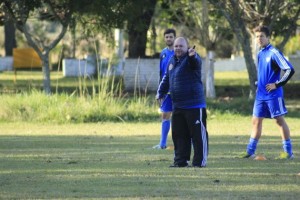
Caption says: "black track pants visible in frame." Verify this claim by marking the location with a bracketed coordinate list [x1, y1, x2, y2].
[171, 108, 208, 167]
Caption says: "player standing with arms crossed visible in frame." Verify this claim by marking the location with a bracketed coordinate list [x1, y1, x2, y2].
[241, 25, 295, 159]
[153, 28, 176, 149]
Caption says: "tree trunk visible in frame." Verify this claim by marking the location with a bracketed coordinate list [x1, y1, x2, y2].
[217, 1, 257, 98]
[2, 1, 71, 95]
[128, 27, 148, 58]
[205, 50, 216, 98]
[41, 53, 51, 94]
[4, 20, 17, 56]
[18, 23, 68, 95]
[127, 0, 157, 58]
[71, 18, 76, 58]
[237, 32, 257, 99]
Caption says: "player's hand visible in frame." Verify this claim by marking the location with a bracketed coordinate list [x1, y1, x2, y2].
[157, 98, 163, 105]
[266, 83, 276, 92]
[188, 45, 196, 57]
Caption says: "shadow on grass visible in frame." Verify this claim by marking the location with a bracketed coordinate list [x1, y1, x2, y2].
[0, 134, 299, 199]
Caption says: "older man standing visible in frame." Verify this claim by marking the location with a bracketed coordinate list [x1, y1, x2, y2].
[156, 37, 208, 168]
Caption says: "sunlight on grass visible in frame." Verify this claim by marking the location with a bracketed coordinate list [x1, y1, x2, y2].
[0, 122, 161, 136]
[0, 69, 299, 199]
[0, 122, 299, 199]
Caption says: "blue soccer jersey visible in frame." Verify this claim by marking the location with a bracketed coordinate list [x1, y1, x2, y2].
[256, 44, 294, 100]
[160, 47, 174, 81]
[159, 47, 174, 113]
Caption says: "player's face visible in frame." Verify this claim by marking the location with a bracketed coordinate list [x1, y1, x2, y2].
[164, 33, 175, 47]
[174, 38, 188, 58]
[256, 32, 269, 48]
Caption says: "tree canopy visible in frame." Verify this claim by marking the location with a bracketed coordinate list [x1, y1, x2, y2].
[208, 0, 300, 97]
[1, 0, 299, 95]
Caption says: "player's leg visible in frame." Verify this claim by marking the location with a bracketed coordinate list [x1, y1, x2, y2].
[275, 116, 290, 140]
[171, 109, 189, 167]
[242, 100, 266, 158]
[160, 111, 171, 148]
[275, 116, 293, 158]
[245, 116, 263, 156]
[153, 95, 172, 149]
[187, 108, 208, 167]
[269, 98, 293, 158]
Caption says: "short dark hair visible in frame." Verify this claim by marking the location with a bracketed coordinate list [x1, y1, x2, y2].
[164, 28, 176, 37]
[254, 25, 270, 37]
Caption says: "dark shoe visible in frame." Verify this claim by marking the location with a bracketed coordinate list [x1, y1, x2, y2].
[169, 163, 188, 168]
[191, 165, 206, 168]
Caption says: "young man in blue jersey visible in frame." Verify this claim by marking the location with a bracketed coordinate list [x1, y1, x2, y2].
[157, 37, 208, 167]
[153, 28, 176, 149]
[242, 25, 295, 159]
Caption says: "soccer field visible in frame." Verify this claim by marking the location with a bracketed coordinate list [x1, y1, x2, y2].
[0, 120, 299, 199]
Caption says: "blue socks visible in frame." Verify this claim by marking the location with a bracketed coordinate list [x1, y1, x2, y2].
[160, 119, 170, 147]
[246, 138, 258, 155]
[282, 138, 293, 156]
[247, 138, 293, 156]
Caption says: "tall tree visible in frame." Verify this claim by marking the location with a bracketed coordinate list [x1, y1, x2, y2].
[2, 0, 73, 94]
[126, 0, 157, 58]
[208, 0, 300, 98]
[74, 0, 158, 58]
[157, 0, 232, 98]
[0, 4, 17, 56]
[4, 20, 17, 56]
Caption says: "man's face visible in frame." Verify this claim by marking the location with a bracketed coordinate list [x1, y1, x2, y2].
[174, 38, 188, 58]
[164, 33, 175, 47]
[255, 32, 269, 48]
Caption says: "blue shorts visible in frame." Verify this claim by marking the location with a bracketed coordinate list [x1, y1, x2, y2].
[160, 94, 172, 113]
[253, 97, 287, 118]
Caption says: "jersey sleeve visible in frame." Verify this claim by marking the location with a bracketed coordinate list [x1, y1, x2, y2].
[156, 65, 170, 99]
[271, 50, 295, 87]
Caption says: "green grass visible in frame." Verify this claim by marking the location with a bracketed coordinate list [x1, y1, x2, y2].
[0, 70, 123, 95]
[1, 70, 300, 123]
[0, 70, 299, 199]
[0, 121, 299, 199]
[214, 70, 300, 99]
[1, 70, 300, 98]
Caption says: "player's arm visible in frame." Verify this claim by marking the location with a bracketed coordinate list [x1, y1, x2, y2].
[272, 52, 295, 88]
[159, 52, 164, 82]
[188, 46, 202, 70]
[156, 71, 170, 102]
[266, 68, 294, 92]
[266, 54, 295, 92]
[275, 68, 295, 88]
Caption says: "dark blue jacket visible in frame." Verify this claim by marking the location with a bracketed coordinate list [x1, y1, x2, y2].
[156, 53, 206, 109]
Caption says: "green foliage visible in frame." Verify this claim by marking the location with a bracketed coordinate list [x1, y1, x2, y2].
[207, 97, 254, 117]
[0, 90, 159, 123]
[274, 35, 300, 55]
[0, 70, 299, 123]
[155, 0, 235, 55]
[1, 91, 299, 123]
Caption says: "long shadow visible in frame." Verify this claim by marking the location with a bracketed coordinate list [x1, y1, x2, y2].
[0, 134, 299, 199]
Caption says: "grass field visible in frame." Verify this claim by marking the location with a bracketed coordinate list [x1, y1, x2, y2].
[0, 70, 299, 199]
[0, 119, 299, 199]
